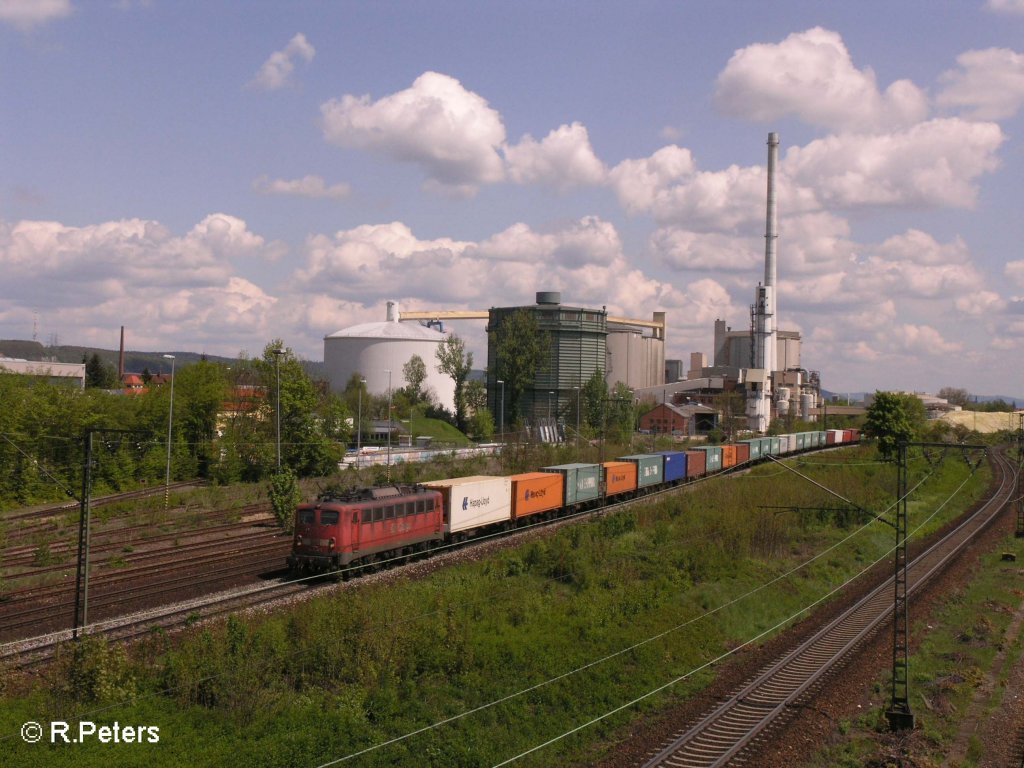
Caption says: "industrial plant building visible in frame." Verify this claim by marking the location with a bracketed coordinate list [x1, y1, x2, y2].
[323, 302, 456, 411]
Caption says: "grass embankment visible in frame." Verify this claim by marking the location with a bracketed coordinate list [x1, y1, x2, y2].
[811, 514, 1024, 767]
[0, 446, 990, 767]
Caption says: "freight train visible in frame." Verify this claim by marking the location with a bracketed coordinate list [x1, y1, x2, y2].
[287, 428, 861, 575]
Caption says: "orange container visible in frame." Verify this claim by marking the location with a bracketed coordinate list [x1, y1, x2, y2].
[735, 443, 750, 464]
[510, 472, 565, 519]
[603, 461, 638, 496]
[721, 445, 737, 468]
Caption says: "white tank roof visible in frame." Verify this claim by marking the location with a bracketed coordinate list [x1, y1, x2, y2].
[325, 321, 444, 341]
[325, 301, 446, 342]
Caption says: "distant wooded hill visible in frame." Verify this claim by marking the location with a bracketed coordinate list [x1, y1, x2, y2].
[0, 339, 326, 380]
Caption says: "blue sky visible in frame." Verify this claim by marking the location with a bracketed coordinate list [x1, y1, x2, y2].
[3, 0, 1024, 396]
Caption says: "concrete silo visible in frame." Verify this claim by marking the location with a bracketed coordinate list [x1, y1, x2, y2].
[324, 302, 455, 411]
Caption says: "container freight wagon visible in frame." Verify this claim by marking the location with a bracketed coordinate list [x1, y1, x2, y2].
[684, 450, 706, 479]
[768, 437, 781, 456]
[603, 461, 638, 496]
[423, 475, 513, 538]
[735, 442, 750, 464]
[826, 429, 841, 445]
[619, 454, 663, 488]
[658, 451, 688, 484]
[693, 446, 723, 472]
[740, 439, 762, 461]
[542, 463, 601, 507]
[721, 445, 737, 469]
[510, 472, 565, 521]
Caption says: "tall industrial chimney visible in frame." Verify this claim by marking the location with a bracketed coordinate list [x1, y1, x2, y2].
[747, 132, 779, 433]
[118, 326, 126, 382]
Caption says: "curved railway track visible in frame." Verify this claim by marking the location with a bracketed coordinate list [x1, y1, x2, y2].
[639, 448, 1016, 768]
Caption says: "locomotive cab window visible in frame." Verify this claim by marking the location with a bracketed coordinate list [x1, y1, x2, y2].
[298, 510, 315, 525]
[384, 505, 395, 520]
[320, 510, 339, 525]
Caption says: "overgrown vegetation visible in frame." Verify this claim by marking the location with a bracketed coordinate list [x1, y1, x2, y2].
[0, 444, 992, 767]
[813, 528, 1024, 767]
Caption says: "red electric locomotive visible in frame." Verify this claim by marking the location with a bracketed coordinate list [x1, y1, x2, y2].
[287, 484, 444, 574]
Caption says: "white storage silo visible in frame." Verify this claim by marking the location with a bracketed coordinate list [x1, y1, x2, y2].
[324, 302, 456, 411]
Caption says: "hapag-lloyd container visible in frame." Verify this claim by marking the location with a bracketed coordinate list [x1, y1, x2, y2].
[542, 463, 601, 506]
[422, 475, 512, 535]
[510, 472, 565, 520]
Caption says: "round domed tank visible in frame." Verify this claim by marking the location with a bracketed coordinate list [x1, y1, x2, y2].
[324, 302, 456, 411]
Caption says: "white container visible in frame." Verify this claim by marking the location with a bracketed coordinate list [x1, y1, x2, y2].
[422, 475, 513, 535]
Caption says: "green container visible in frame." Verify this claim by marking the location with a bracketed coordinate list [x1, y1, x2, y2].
[618, 454, 664, 487]
[740, 439, 762, 460]
[542, 463, 601, 505]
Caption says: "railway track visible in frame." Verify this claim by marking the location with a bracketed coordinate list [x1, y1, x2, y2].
[639, 448, 1015, 768]
[0, 480, 205, 523]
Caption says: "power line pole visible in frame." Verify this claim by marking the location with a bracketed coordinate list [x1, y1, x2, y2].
[1016, 413, 1024, 538]
[73, 428, 145, 640]
[886, 439, 914, 730]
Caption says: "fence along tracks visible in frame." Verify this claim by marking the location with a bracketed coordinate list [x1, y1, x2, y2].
[640, 448, 1016, 768]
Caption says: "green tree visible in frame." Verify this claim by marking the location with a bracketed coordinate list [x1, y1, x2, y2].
[581, 369, 607, 433]
[402, 354, 428, 405]
[259, 341, 346, 477]
[173, 361, 229, 478]
[269, 466, 300, 533]
[468, 406, 495, 440]
[864, 391, 924, 459]
[436, 334, 473, 431]
[938, 387, 970, 407]
[84, 353, 117, 389]
[489, 309, 550, 423]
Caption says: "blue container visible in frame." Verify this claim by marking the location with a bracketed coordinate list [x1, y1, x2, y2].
[658, 451, 688, 483]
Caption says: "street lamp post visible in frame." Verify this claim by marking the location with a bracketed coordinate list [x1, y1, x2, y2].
[162, 354, 175, 509]
[356, 377, 366, 460]
[497, 379, 505, 443]
[273, 347, 285, 471]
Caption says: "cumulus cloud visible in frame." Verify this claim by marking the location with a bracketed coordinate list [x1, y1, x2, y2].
[253, 174, 351, 199]
[320, 72, 507, 190]
[609, 145, 696, 215]
[987, 0, 1024, 14]
[1006, 260, 1024, 288]
[504, 122, 606, 189]
[250, 33, 316, 90]
[937, 48, 1024, 120]
[715, 27, 928, 132]
[0, 215, 281, 354]
[783, 119, 1004, 209]
[650, 228, 761, 274]
[293, 216, 704, 337]
[0, 0, 72, 30]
